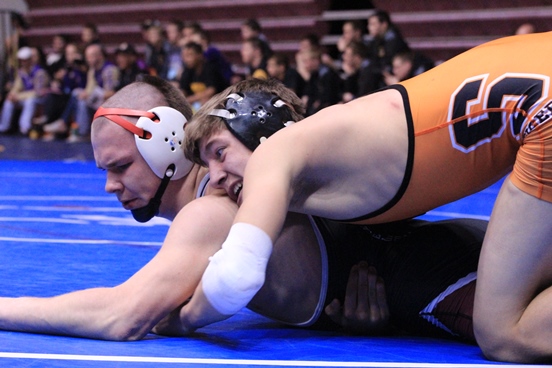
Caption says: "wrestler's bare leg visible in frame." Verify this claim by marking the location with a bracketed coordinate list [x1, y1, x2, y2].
[474, 178, 552, 363]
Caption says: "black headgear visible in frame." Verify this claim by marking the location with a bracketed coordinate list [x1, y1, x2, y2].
[209, 91, 295, 151]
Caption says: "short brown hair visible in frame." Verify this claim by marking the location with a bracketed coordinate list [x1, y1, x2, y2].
[184, 78, 305, 165]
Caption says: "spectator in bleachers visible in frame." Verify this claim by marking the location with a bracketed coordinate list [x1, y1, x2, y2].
[164, 19, 185, 83]
[297, 47, 342, 116]
[80, 23, 100, 52]
[0, 47, 49, 136]
[68, 43, 119, 142]
[296, 34, 328, 83]
[357, 58, 384, 97]
[190, 28, 234, 84]
[4, 13, 30, 82]
[240, 37, 270, 80]
[45, 34, 68, 77]
[36, 43, 86, 140]
[181, 21, 203, 47]
[179, 42, 228, 111]
[240, 18, 272, 60]
[298, 33, 321, 53]
[31, 46, 48, 72]
[140, 19, 160, 43]
[338, 20, 365, 55]
[143, 24, 168, 78]
[326, 19, 365, 71]
[366, 9, 409, 73]
[339, 40, 370, 103]
[114, 43, 148, 91]
[382, 49, 434, 86]
[266, 52, 304, 96]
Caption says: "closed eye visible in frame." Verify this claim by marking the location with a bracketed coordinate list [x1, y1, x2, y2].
[116, 163, 131, 172]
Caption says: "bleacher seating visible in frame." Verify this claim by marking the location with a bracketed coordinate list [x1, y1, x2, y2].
[322, 0, 552, 62]
[19, 0, 552, 67]
[23, 0, 330, 65]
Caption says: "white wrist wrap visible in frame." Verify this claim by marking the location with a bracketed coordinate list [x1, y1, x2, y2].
[202, 222, 273, 315]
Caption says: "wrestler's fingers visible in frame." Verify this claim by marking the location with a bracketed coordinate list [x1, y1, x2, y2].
[366, 266, 383, 323]
[324, 298, 344, 325]
[342, 263, 360, 318]
[324, 299, 348, 329]
[354, 262, 371, 315]
[376, 277, 390, 322]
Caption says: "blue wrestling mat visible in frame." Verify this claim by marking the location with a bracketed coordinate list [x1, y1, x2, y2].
[0, 136, 541, 367]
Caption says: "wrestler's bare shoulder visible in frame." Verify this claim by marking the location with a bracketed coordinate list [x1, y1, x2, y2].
[178, 194, 237, 223]
[248, 88, 409, 220]
[168, 194, 238, 247]
[271, 88, 406, 160]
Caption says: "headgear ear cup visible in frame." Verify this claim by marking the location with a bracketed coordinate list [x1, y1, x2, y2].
[135, 106, 193, 179]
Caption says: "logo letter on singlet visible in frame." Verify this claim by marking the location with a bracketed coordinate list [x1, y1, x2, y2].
[449, 73, 549, 152]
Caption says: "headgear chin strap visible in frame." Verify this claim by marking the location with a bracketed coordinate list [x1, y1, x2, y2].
[94, 106, 193, 222]
[209, 91, 295, 151]
[130, 163, 175, 222]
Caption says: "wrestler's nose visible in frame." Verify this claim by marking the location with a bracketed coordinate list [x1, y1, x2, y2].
[105, 171, 123, 194]
[209, 162, 226, 189]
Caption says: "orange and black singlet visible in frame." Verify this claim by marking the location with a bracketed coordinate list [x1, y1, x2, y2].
[350, 31, 552, 225]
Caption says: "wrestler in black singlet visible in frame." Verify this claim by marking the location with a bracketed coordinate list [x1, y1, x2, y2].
[306, 218, 485, 342]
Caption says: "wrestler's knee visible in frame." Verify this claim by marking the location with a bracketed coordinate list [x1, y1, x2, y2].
[474, 325, 515, 362]
[474, 317, 545, 363]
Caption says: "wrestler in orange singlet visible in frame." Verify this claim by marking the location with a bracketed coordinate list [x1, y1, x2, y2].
[185, 32, 552, 363]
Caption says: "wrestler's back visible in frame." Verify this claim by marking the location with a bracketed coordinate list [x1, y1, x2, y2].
[241, 33, 552, 231]
[358, 32, 552, 224]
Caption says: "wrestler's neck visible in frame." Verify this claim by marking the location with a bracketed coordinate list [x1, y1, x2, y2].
[157, 165, 211, 221]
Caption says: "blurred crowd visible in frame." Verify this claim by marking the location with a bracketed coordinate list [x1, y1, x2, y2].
[0, 9, 537, 143]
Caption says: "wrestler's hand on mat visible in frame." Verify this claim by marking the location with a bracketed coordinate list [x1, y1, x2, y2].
[151, 300, 196, 337]
[325, 261, 390, 335]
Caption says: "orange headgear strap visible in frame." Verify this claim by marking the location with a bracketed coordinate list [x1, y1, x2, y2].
[94, 107, 155, 139]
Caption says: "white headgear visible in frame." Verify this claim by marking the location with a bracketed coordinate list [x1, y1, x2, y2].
[135, 106, 192, 180]
[94, 106, 193, 180]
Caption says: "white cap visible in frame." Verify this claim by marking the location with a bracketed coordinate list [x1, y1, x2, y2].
[17, 47, 32, 60]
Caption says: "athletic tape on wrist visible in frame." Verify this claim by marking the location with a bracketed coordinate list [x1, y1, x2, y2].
[202, 222, 273, 315]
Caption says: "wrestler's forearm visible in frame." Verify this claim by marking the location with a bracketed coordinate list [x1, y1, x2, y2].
[153, 281, 230, 336]
[236, 160, 291, 242]
[0, 288, 152, 340]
